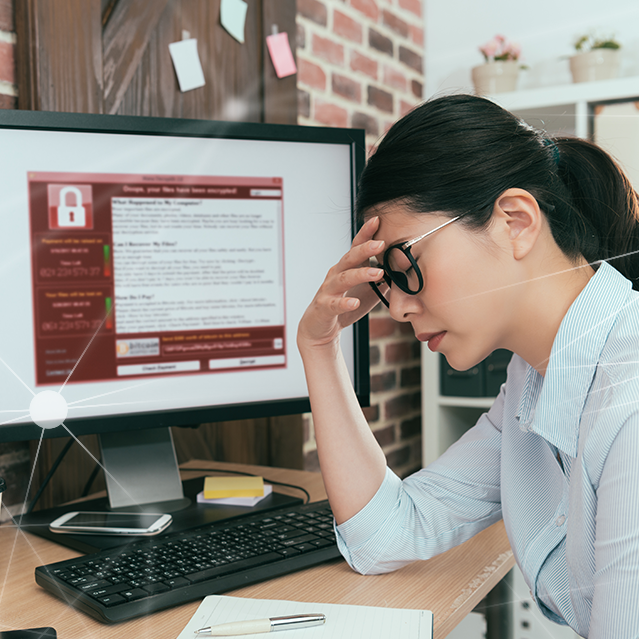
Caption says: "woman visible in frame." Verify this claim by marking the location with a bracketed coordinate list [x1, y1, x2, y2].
[297, 94, 639, 637]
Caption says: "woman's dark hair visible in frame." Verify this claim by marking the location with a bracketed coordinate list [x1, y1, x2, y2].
[356, 94, 639, 289]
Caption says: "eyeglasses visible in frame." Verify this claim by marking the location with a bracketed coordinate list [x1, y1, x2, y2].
[368, 215, 462, 308]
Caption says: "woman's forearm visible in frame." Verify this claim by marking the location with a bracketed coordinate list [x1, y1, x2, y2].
[296, 216, 388, 524]
[300, 341, 387, 525]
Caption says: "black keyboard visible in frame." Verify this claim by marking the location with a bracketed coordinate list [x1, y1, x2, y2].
[35, 500, 340, 623]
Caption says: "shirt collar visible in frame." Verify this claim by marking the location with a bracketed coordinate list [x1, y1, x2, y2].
[518, 262, 632, 457]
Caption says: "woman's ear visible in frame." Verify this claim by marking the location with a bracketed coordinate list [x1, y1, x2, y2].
[492, 188, 543, 260]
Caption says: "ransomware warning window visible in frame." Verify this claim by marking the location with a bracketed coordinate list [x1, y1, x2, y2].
[28, 173, 286, 385]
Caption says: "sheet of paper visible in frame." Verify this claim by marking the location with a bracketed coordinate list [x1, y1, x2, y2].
[168, 39, 206, 92]
[178, 595, 433, 639]
[266, 32, 298, 78]
[221, 0, 248, 43]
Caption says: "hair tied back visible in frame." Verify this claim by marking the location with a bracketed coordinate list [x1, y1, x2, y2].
[543, 137, 560, 166]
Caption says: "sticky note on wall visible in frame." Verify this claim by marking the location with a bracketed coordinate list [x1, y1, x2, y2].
[221, 0, 248, 43]
[203, 476, 264, 499]
[168, 39, 206, 92]
[266, 32, 297, 79]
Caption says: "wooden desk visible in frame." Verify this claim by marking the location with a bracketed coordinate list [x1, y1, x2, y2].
[0, 461, 514, 639]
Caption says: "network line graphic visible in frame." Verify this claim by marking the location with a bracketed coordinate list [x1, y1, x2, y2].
[0, 305, 165, 636]
[0, 308, 155, 513]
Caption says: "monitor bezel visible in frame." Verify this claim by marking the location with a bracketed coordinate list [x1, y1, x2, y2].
[0, 110, 369, 442]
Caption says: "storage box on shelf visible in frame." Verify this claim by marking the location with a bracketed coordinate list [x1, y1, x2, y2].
[440, 349, 511, 398]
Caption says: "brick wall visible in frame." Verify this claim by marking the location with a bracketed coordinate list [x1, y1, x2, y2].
[297, 0, 425, 479]
[0, 0, 15, 109]
[297, 0, 424, 151]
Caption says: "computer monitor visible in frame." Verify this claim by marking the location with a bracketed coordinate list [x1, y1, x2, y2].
[0, 110, 368, 513]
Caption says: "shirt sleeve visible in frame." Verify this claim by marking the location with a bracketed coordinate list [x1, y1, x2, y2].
[335, 389, 506, 575]
[589, 414, 639, 637]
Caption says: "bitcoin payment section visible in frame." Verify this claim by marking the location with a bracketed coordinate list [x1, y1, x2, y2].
[28, 173, 287, 386]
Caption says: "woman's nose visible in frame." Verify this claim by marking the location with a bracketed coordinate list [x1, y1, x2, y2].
[387, 286, 420, 322]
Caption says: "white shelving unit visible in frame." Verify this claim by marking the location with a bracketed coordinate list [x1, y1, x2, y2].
[420, 76, 639, 638]
[493, 76, 639, 137]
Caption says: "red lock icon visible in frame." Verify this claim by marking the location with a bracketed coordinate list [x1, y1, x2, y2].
[47, 184, 93, 230]
[57, 186, 86, 226]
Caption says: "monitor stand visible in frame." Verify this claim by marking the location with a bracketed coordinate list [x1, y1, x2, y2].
[99, 427, 191, 512]
[20, 426, 303, 554]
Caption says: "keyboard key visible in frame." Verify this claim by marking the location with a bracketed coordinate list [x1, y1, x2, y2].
[87, 583, 130, 599]
[164, 576, 190, 589]
[97, 594, 126, 607]
[56, 571, 75, 581]
[78, 579, 111, 592]
[68, 574, 98, 586]
[187, 552, 283, 583]
[310, 538, 334, 548]
[276, 547, 301, 558]
[281, 534, 319, 547]
[292, 543, 316, 553]
[121, 588, 147, 601]
[275, 529, 307, 540]
[143, 583, 170, 595]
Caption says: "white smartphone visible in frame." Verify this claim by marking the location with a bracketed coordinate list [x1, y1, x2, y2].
[49, 511, 172, 536]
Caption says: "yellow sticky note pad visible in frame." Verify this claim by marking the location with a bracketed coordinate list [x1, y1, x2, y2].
[204, 476, 264, 499]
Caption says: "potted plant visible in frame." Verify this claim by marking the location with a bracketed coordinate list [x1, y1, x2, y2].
[570, 33, 621, 83]
[472, 35, 522, 95]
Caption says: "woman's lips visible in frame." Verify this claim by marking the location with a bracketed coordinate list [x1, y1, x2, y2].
[417, 331, 446, 351]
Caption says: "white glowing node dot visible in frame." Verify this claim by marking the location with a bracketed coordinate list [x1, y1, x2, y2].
[29, 390, 68, 430]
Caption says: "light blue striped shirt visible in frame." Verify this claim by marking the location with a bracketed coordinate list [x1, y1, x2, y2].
[336, 261, 639, 638]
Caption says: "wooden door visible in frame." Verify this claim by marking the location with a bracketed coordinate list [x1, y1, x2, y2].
[16, 0, 302, 510]
[16, 0, 297, 123]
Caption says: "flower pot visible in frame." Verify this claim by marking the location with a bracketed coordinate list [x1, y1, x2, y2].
[569, 49, 620, 83]
[471, 61, 519, 95]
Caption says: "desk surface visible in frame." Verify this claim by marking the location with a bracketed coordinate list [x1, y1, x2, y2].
[0, 460, 514, 639]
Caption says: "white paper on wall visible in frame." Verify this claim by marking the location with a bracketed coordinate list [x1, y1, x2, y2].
[168, 39, 206, 92]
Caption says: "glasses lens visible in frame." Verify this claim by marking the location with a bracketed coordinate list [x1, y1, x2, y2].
[386, 247, 421, 293]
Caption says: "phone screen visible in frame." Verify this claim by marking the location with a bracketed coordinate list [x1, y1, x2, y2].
[62, 512, 164, 530]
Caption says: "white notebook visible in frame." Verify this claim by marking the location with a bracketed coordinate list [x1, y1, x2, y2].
[177, 595, 433, 639]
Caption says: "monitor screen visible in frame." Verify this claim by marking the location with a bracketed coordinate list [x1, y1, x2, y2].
[0, 112, 368, 445]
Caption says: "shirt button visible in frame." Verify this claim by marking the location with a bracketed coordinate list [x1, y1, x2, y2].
[556, 515, 566, 526]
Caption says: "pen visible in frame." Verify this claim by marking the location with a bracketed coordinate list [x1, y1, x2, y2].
[195, 613, 326, 636]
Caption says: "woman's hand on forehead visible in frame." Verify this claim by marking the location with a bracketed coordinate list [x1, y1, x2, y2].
[297, 216, 385, 350]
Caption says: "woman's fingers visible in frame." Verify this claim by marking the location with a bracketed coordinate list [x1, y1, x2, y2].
[324, 216, 385, 288]
[343, 239, 384, 268]
[351, 215, 381, 249]
[328, 235, 385, 289]
[323, 264, 384, 301]
[298, 216, 387, 347]
[317, 219, 386, 315]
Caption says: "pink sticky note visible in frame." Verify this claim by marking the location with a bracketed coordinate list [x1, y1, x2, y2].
[266, 32, 297, 78]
